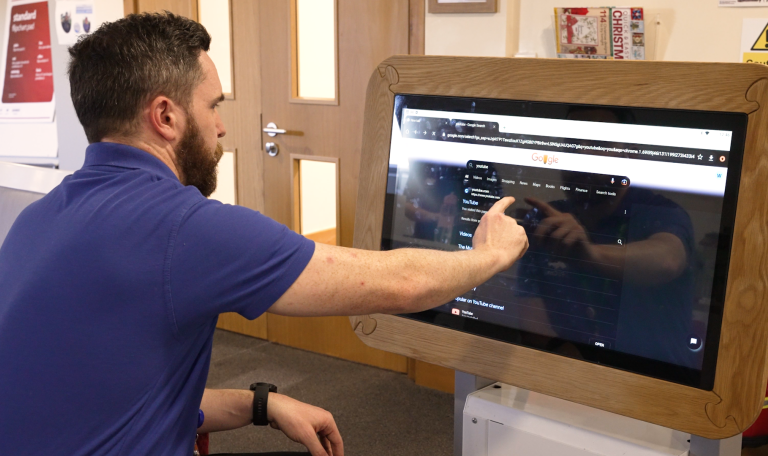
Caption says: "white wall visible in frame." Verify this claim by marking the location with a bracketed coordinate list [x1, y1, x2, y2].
[425, 0, 768, 63]
[425, 0, 514, 57]
[519, 1, 766, 62]
[57, 0, 122, 170]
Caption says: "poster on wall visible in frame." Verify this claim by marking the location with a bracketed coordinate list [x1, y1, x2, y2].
[55, 0, 97, 46]
[720, 0, 768, 6]
[742, 19, 768, 65]
[0, 0, 55, 123]
[555, 7, 612, 59]
[554, 7, 645, 60]
[610, 7, 645, 60]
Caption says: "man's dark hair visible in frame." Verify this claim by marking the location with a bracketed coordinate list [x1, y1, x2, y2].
[68, 12, 211, 143]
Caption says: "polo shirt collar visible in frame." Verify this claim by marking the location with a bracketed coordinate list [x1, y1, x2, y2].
[83, 142, 178, 181]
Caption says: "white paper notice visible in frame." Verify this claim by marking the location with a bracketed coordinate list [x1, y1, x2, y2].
[0, 0, 55, 123]
[55, 0, 96, 46]
[720, 0, 768, 6]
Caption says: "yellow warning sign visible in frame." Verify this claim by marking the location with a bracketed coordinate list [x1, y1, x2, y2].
[744, 52, 768, 65]
[751, 23, 768, 51]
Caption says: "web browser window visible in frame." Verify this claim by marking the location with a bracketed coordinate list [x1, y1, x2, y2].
[381, 95, 747, 389]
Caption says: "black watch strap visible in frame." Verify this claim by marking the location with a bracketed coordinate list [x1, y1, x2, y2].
[249, 382, 277, 426]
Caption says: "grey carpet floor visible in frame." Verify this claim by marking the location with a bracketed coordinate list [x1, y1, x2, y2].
[206, 329, 454, 455]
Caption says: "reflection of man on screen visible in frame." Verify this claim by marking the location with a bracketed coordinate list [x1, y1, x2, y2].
[520, 179, 696, 367]
[402, 162, 463, 244]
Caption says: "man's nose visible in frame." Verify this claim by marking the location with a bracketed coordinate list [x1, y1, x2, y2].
[216, 114, 227, 138]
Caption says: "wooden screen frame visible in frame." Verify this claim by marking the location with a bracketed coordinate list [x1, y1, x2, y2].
[350, 55, 768, 439]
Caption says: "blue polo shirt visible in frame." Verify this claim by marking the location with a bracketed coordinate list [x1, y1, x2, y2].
[0, 142, 315, 455]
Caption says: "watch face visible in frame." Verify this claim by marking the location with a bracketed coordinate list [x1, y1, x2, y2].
[250, 382, 277, 393]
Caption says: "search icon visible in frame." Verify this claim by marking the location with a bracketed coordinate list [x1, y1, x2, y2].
[617, 239, 623, 245]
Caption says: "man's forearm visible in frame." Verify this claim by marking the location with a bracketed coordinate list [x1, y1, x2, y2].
[198, 389, 253, 433]
[198, 389, 345, 456]
[271, 243, 505, 317]
[269, 197, 528, 318]
[372, 247, 504, 314]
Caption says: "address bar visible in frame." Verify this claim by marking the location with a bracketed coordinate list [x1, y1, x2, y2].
[403, 109, 733, 152]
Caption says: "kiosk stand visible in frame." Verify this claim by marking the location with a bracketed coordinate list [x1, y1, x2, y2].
[455, 372, 742, 456]
[351, 56, 768, 454]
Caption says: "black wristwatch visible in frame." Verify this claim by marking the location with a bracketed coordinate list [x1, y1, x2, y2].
[249, 382, 277, 426]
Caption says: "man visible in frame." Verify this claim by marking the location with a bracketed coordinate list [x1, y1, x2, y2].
[0, 12, 528, 456]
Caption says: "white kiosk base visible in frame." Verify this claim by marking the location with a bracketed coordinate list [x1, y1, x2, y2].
[455, 373, 742, 456]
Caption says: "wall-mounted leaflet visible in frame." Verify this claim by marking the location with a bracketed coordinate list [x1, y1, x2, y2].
[0, 0, 55, 124]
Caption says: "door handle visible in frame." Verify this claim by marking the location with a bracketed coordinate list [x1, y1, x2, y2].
[263, 122, 286, 137]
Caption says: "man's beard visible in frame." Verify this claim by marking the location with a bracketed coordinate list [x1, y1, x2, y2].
[175, 117, 223, 198]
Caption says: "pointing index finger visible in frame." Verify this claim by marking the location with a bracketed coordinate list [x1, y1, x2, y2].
[486, 196, 516, 215]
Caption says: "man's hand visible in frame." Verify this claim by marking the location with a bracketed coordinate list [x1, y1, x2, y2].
[473, 197, 529, 271]
[267, 393, 344, 456]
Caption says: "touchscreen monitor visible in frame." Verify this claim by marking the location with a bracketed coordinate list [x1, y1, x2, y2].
[381, 94, 747, 389]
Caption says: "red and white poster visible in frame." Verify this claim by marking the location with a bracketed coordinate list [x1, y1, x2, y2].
[0, 0, 55, 123]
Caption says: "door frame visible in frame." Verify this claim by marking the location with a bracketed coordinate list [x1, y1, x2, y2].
[409, 0, 425, 55]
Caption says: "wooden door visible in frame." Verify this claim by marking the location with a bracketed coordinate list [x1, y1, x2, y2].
[128, 0, 270, 339]
[258, 0, 410, 372]
[210, 0, 268, 339]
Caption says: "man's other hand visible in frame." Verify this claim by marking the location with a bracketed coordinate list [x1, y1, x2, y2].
[472, 197, 529, 271]
[525, 197, 591, 252]
[267, 393, 344, 456]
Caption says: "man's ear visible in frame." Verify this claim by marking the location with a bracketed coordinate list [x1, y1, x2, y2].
[147, 96, 183, 142]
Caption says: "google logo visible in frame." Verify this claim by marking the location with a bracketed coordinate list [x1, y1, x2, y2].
[531, 153, 559, 165]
